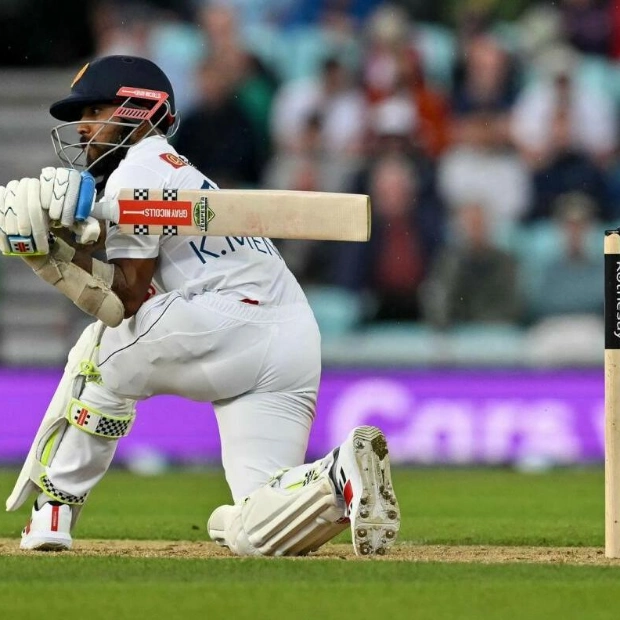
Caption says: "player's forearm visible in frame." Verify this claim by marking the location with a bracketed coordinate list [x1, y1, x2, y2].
[68, 248, 151, 319]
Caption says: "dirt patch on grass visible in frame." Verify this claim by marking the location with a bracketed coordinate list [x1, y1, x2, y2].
[1, 538, 620, 565]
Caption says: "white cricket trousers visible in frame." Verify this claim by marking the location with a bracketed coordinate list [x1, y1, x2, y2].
[47, 291, 322, 502]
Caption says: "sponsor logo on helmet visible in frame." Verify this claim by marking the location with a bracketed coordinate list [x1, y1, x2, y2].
[159, 153, 187, 169]
[118, 86, 168, 101]
[71, 63, 89, 87]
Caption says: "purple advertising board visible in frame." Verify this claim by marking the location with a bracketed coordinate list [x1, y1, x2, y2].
[1, 368, 604, 465]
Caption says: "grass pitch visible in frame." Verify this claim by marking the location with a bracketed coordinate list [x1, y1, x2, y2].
[1, 467, 620, 619]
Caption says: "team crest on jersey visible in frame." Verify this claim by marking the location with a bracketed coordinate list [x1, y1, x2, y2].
[159, 153, 187, 169]
[71, 63, 89, 87]
[193, 197, 215, 232]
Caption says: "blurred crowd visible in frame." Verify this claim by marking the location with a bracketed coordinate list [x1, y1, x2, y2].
[8, 0, 620, 347]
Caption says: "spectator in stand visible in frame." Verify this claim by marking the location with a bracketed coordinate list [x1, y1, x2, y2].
[270, 55, 366, 158]
[266, 53, 366, 203]
[197, 2, 280, 159]
[233, 53, 280, 164]
[263, 110, 324, 192]
[448, 30, 521, 162]
[395, 48, 451, 159]
[524, 190, 605, 365]
[263, 112, 329, 282]
[524, 106, 609, 221]
[559, 0, 612, 57]
[438, 27, 531, 234]
[362, 4, 414, 104]
[420, 201, 522, 329]
[451, 33, 520, 117]
[528, 192, 603, 320]
[328, 97, 445, 323]
[510, 45, 614, 221]
[517, 4, 565, 64]
[89, 1, 155, 57]
[361, 96, 444, 241]
[355, 154, 433, 322]
[361, 4, 451, 159]
[173, 57, 263, 187]
[198, 1, 242, 63]
[437, 33, 531, 234]
[511, 44, 617, 170]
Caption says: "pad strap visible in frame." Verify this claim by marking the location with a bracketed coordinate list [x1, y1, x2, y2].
[66, 398, 135, 439]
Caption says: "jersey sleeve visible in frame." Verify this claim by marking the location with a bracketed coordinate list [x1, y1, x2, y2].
[104, 163, 165, 260]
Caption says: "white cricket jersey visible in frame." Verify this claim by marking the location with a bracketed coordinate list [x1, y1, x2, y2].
[104, 136, 307, 305]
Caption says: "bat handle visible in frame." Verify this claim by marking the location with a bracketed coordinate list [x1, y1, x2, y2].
[89, 200, 119, 223]
[74, 171, 97, 221]
[74, 172, 119, 223]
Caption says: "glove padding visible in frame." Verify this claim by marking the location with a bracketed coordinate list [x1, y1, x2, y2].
[0, 178, 50, 255]
[39, 167, 81, 227]
[0, 170, 100, 256]
[39, 167, 100, 245]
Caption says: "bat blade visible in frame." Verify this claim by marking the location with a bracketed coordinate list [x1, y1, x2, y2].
[94, 189, 371, 241]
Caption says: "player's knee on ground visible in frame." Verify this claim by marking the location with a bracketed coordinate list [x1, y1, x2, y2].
[207, 468, 348, 556]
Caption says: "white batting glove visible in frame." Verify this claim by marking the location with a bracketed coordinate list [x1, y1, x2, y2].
[70, 216, 101, 245]
[0, 169, 101, 256]
[39, 167, 82, 227]
[39, 167, 101, 245]
[0, 178, 50, 255]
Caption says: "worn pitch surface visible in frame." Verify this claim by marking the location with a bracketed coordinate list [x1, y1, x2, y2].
[1, 539, 619, 565]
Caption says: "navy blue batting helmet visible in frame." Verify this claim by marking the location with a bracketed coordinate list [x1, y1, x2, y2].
[50, 55, 176, 126]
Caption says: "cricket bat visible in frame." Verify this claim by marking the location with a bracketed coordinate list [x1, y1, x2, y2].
[89, 188, 371, 241]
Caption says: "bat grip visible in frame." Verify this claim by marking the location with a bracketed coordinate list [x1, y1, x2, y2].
[74, 171, 97, 221]
[89, 200, 119, 223]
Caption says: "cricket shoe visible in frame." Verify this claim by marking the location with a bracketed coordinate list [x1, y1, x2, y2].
[20, 500, 72, 551]
[333, 426, 400, 556]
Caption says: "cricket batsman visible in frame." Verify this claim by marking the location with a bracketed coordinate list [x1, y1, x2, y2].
[0, 55, 400, 556]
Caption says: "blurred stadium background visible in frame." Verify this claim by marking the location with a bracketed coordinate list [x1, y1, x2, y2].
[0, 0, 613, 471]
